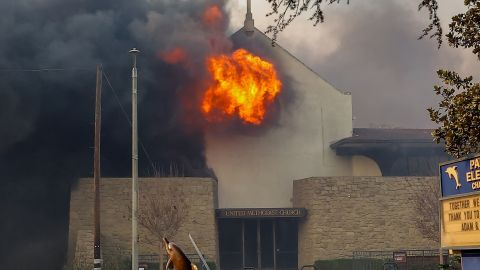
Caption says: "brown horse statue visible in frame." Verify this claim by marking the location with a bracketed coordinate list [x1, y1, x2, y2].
[163, 237, 198, 270]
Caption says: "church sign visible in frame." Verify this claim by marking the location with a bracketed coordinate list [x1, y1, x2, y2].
[440, 156, 480, 197]
[440, 193, 480, 249]
[440, 156, 480, 249]
[216, 208, 306, 219]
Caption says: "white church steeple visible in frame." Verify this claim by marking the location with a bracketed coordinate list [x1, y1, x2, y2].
[244, 0, 254, 35]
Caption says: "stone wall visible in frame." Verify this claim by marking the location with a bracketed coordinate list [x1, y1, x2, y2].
[67, 177, 218, 267]
[68, 176, 441, 269]
[293, 176, 439, 266]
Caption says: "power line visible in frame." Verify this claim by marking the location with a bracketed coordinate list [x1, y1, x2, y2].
[0, 67, 92, 72]
[102, 69, 132, 126]
[0, 65, 158, 173]
[102, 69, 157, 173]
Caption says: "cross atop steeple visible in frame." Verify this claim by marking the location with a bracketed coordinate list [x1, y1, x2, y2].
[244, 0, 254, 35]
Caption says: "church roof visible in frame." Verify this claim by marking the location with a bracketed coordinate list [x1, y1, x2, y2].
[230, 26, 344, 94]
[334, 128, 435, 143]
[331, 128, 445, 155]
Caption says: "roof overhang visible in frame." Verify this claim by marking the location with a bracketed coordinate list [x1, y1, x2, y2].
[331, 128, 446, 156]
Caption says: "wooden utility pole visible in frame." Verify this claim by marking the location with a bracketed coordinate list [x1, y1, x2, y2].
[93, 64, 102, 270]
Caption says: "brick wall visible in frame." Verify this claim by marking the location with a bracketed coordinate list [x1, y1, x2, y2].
[67, 177, 218, 267]
[293, 176, 439, 266]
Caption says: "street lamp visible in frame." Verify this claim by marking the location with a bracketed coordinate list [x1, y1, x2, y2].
[129, 47, 140, 270]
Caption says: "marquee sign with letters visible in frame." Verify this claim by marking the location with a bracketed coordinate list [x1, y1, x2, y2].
[440, 193, 480, 249]
[440, 156, 480, 198]
[440, 155, 480, 249]
[216, 208, 306, 219]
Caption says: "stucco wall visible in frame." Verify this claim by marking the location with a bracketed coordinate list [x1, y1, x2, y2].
[67, 177, 218, 267]
[293, 176, 438, 266]
[352, 155, 382, 176]
[207, 28, 353, 209]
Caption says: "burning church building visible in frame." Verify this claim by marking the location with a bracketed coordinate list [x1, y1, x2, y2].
[67, 2, 448, 270]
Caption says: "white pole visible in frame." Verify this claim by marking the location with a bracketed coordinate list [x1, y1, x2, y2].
[129, 47, 140, 270]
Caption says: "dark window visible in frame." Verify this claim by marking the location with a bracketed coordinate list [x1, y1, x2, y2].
[219, 219, 242, 270]
[218, 218, 298, 270]
[244, 220, 258, 268]
[275, 219, 298, 270]
[260, 220, 274, 270]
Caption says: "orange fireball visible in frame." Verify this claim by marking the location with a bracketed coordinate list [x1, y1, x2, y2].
[202, 4, 223, 26]
[158, 47, 187, 64]
[201, 49, 281, 125]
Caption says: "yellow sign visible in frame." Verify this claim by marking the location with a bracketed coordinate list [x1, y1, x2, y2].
[441, 193, 480, 248]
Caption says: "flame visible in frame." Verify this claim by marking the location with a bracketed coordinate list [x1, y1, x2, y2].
[158, 47, 187, 64]
[201, 49, 281, 125]
[202, 5, 223, 26]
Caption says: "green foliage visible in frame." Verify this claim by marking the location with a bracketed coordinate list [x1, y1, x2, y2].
[103, 257, 131, 270]
[424, 0, 480, 157]
[446, 0, 480, 58]
[265, 0, 446, 46]
[315, 258, 351, 270]
[438, 255, 461, 270]
[314, 258, 383, 270]
[428, 70, 480, 157]
[418, 0, 442, 47]
[265, 0, 350, 42]
[314, 257, 461, 270]
[409, 264, 438, 270]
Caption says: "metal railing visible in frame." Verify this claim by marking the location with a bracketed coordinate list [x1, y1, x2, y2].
[352, 250, 449, 270]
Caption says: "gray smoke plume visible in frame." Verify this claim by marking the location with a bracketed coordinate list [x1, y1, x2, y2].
[303, 1, 462, 128]
[283, 1, 480, 128]
[0, 0, 230, 269]
[228, 1, 480, 129]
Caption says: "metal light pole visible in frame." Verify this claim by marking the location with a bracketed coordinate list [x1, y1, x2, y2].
[129, 47, 140, 270]
[93, 64, 103, 270]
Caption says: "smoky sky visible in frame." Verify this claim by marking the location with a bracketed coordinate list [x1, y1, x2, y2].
[0, 0, 229, 269]
[3, 0, 478, 268]
[228, 0, 480, 128]
[304, 2, 462, 128]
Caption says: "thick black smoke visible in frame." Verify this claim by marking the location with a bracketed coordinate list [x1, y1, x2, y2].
[0, 0, 230, 269]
